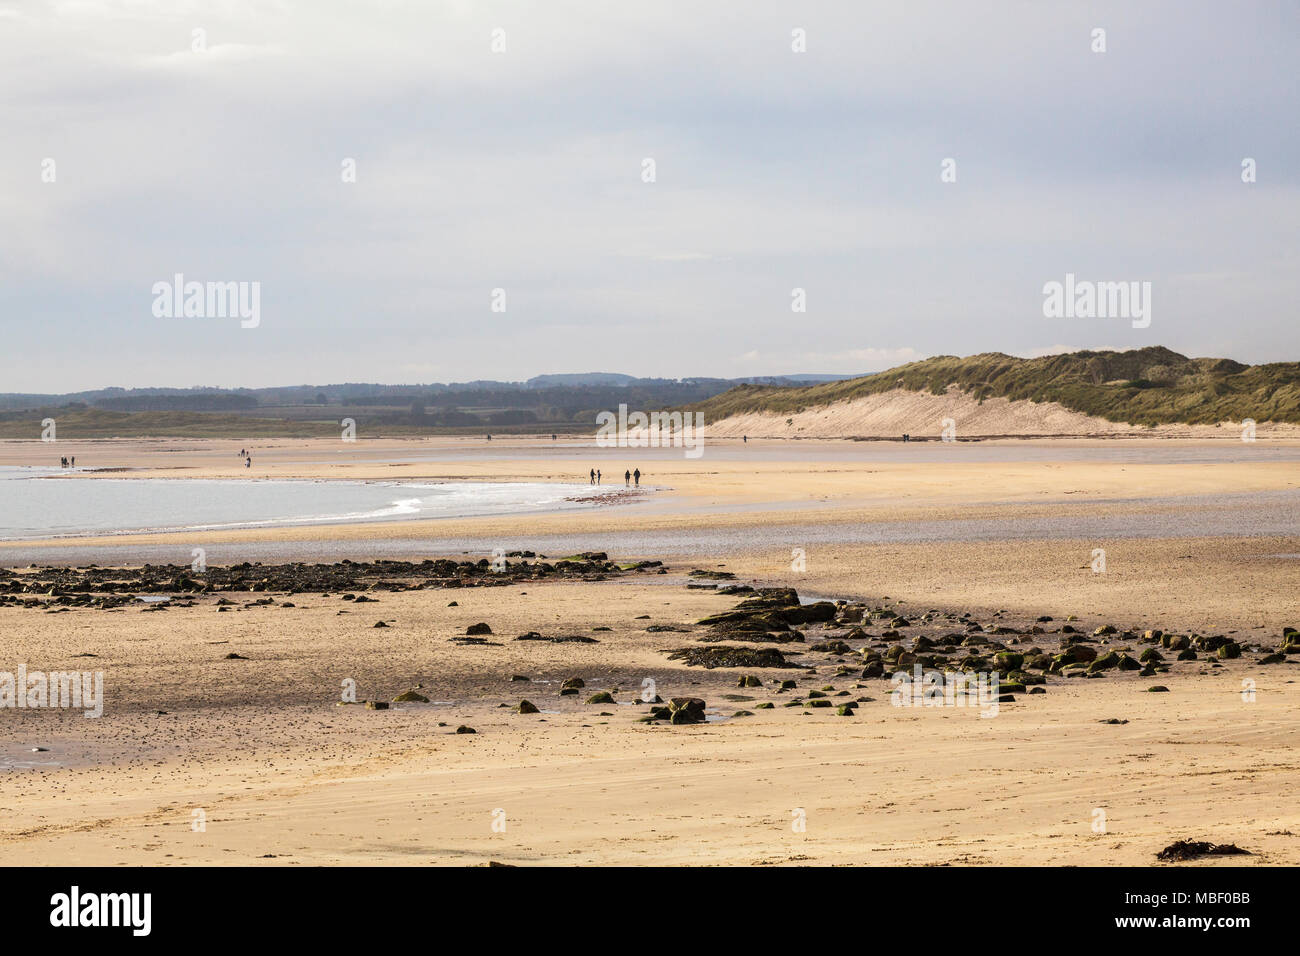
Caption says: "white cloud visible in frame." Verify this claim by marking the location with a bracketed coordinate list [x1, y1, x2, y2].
[0, 1, 1295, 390]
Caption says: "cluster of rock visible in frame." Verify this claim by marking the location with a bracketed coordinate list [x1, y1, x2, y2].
[671, 586, 1295, 696]
[0, 555, 665, 609]
[644, 697, 707, 724]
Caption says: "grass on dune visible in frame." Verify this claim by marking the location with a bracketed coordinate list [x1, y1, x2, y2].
[681, 346, 1300, 426]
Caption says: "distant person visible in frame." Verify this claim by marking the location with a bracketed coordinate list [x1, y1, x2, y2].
[70, 456, 75, 468]
[486, 434, 492, 441]
[551, 434, 557, 441]
[633, 468, 641, 486]
[60, 457, 66, 468]
[743, 435, 747, 443]
[596, 469, 602, 484]
[245, 456, 251, 469]
[624, 469, 631, 485]
[589, 468, 596, 485]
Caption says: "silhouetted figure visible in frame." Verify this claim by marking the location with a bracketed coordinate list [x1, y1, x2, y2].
[596, 469, 601, 484]
[70, 456, 75, 468]
[743, 435, 747, 443]
[60, 457, 67, 468]
[624, 470, 631, 485]
[589, 468, 596, 485]
[245, 456, 251, 469]
[486, 434, 492, 441]
[551, 434, 557, 441]
[633, 468, 641, 486]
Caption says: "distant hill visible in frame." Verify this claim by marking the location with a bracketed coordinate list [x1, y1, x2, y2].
[0, 371, 854, 439]
[683, 347, 1300, 436]
[525, 373, 640, 388]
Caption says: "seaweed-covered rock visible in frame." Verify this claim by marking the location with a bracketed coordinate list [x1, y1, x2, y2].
[810, 640, 852, 655]
[667, 646, 791, 669]
[516, 700, 540, 714]
[466, 622, 492, 635]
[995, 651, 1024, 671]
[1063, 644, 1098, 663]
[696, 588, 835, 633]
[392, 690, 430, 703]
[1196, 634, 1235, 652]
[1156, 840, 1248, 862]
[585, 691, 615, 704]
[646, 697, 707, 725]
[1007, 670, 1046, 686]
[1088, 651, 1121, 673]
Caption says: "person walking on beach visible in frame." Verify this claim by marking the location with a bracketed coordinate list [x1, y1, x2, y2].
[624, 469, 631, 485]
[245, 455, 251, 469]
[596, 469, 602, 484]
[70, 456, 75, 468]
[633, 468, 641, 486]
[589, 468, 596, 485]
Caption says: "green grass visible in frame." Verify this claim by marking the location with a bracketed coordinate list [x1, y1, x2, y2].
[680, 347, 1300, 426]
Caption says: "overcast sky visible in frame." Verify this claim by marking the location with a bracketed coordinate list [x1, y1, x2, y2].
[1, 0, 1296, 391]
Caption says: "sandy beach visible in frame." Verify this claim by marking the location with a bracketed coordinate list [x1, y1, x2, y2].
[1, 436, 1297, 866]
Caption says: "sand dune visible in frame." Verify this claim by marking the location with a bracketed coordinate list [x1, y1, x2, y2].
[699, 388, 1299, 439]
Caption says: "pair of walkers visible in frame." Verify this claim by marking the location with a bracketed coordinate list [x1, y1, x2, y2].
[589, 468, 642, 486]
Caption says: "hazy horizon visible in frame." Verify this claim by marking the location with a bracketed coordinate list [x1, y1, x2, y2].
[3, 1, 1297, 392]
[0, 343, 1273, 399]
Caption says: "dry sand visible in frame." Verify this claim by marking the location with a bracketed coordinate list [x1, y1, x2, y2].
[1, 436, 1297, 866]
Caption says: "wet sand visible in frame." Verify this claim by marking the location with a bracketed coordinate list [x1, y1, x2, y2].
[1, 436, 1297, 865]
